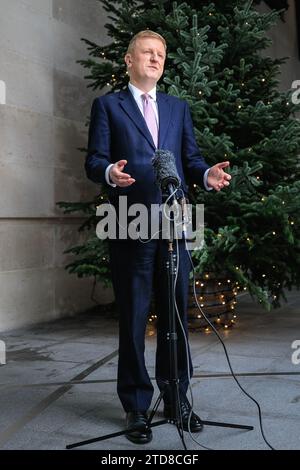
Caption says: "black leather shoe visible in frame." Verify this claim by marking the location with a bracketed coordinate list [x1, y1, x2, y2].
[163, 398, 203, 433]
[125, 412, 153, 444]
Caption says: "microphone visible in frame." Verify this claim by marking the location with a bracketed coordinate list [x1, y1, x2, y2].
[152, 149, 181, 201]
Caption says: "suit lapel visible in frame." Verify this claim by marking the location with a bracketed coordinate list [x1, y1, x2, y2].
[119, 88, 172, 150]
[157, 91, 171, 148]
[119, 88, 155, 149]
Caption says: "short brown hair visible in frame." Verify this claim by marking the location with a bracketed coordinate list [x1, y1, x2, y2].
[126, 30, 167, 54]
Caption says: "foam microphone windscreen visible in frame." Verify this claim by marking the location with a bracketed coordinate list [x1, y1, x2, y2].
[152, 149, 181, 190]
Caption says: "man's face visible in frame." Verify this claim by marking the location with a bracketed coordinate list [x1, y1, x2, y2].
[125, 37, 166, 86]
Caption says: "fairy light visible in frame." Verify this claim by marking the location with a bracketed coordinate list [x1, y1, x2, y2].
[272, 231, 276, 235]
[187, 274, 239, 332]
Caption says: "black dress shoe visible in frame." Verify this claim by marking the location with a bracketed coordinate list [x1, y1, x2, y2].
[163, 398, 203, 433]
[125, 412, 153, 444]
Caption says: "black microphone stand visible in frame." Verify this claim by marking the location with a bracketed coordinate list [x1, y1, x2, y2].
[66, 199, 187, 450]
[66, 190, 254, 451]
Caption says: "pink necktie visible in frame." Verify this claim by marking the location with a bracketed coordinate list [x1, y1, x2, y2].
[142, 93, 158, 148]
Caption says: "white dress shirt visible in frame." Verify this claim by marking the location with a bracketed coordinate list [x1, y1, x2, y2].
[105, 83, 212, 190]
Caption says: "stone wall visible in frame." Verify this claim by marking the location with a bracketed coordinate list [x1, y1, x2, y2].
[0, 0, 113, 330]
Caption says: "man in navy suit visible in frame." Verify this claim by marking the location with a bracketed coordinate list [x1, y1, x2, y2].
[85, 30, 231, 444]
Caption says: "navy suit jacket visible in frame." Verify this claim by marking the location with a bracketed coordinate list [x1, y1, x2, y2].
[85, 87, 210, 207]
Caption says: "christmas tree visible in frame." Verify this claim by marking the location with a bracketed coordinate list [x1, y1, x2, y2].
[58, 0, 300, 311]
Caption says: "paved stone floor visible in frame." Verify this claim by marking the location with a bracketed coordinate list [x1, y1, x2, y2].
[0, 290, 299, 450]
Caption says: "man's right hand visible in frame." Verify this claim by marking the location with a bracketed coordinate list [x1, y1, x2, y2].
[109, 160, 136, 187]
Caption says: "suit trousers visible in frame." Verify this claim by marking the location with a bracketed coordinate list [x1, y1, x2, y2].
[109, 237, 193, 412]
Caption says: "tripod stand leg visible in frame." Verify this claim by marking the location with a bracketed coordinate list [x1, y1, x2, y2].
[66, 429, 131, 449]
[66, 419, 170, 450]
[147, 390, 164, 424]
[201, 420, 254, 431]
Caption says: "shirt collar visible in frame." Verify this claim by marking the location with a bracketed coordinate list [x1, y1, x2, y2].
[128, 82, 157, 102]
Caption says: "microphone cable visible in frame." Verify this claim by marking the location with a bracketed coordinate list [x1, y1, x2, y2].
[163, 189, 275, 450]
[163, 191, 214, 449]
[175, 201, 275, 450]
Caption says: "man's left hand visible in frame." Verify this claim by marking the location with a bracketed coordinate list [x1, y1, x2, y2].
[207, 161, 231, 191]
